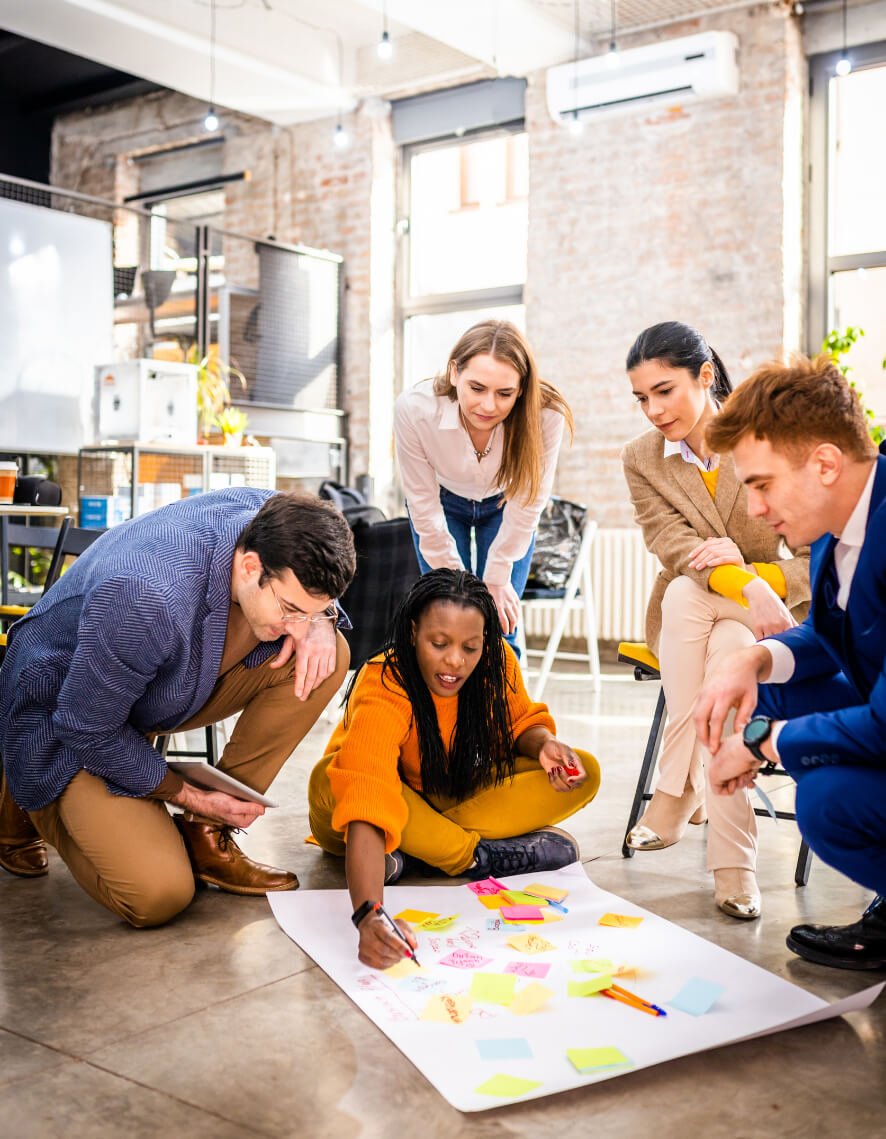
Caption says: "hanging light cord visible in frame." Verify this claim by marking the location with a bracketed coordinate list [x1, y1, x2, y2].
[209, 0, 217, 110]
[610, 0, 617, 51]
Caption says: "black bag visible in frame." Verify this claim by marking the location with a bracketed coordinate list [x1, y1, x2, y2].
[523, 496, 587, 595]
[13, 477, 62, 506]
[319, 480, 386, 528]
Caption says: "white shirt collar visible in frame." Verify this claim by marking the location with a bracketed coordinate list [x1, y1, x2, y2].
[836, 462, 877, 549]
[663, 437, 719, 472]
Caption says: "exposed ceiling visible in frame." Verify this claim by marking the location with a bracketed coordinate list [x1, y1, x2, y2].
[0, 0, 778, 126]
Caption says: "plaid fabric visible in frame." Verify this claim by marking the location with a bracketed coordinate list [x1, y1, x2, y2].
[340, 518, 421, 671]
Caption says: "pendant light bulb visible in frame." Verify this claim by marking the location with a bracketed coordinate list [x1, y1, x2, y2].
[204, 107, 219, 132]
[377, 29, 393, 61]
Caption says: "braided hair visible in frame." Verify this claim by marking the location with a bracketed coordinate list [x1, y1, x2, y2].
[346, 568, 516, 800]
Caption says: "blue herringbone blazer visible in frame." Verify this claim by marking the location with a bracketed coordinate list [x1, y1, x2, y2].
[0, 487, 281, 809]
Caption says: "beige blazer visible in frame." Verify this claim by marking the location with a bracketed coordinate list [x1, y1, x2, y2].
[622, 429, 811, 653]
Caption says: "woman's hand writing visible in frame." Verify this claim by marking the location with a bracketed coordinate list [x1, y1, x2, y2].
[357, 912, 418, 971]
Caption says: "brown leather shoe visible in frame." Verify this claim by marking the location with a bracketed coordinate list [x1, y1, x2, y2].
[0, 773, 49, 878]
[173, 815, 298, 895]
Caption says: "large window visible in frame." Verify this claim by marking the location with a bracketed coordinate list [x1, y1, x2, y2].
[401, 129, 528, 386]
[810, 47, 886, 419]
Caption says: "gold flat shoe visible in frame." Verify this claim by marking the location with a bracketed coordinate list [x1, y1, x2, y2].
[625, 802, 706, 852]
[714, 869, 761, 920]
[717, 892, 762, 920]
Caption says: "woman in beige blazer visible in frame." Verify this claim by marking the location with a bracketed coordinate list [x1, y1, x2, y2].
[621, 322, 810, 919]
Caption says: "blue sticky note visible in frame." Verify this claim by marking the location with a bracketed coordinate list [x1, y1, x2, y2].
[486, 919, 527, 932]
[476, 1037, 534, 1061]
[667, 978, 726, 1016]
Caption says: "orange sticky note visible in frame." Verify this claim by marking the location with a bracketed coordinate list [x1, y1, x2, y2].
[478, 894, 507, 910]
[599, 912, 644, 928]
[421, 993, 473, 1025]
[523, 883, 569, 903]
[393, 909, 439, 923]
[506, 932, 557, 955]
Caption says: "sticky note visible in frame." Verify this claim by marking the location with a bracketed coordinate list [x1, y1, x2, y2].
[474, 1073, 542, 1098]
[523, 883, 569, 903]
[476, 1037, 533, 1061]
[470, 972, 518, 1005]
[571, 958, 615, 974]
[539, 909, 563, 923]
[504, 961, 551, 979]
[507, 932, 557, 955]
[383, 957, 423, 979]
[477, 894, 508, 910]
[487, 918, 527, 932]
[667, 978, 726, 1016]
[439, 949, 493, 970]
[567, 1046, 632, 1072]
[509, 981, 554, 1015]
[418, 914, 459, 931]
[599, 912, 644, 928]
[397, 975, 447, 994]
[501, 890, 548, 907]
[421, 993, 473, 1025]
[393, 909, 439, 923]
[468, 877, 506, 895]
[500, 905, 545, 922]
[568, 974, 613, 997]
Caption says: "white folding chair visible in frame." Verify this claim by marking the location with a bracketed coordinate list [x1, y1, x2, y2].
[517, 514, 601, 701]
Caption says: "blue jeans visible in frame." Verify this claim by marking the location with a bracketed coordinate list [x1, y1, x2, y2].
[407, 486, 536, 653]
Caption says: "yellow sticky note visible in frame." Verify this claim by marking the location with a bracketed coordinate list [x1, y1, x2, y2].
[477, 894, 507, 910]
[567, 1046, 632, 1072]
[470, 972, 518, 1006]
[523, 883, 569, 903]
[507, 932, 557, 955]
[501, 890, 548, 907]
[571, 958, 615, 974]
[393, 909, 439, 924]
[568, 974, 613, 997]
[509, 981, 554, 1015]
[475, 1073, 542, 1098]
[539, 909, 563, 923]
[418, 914, 459, 931]
[383, 957, 424, 979]
[599, 912, 644, 928]
[421, 993, 473, 1025]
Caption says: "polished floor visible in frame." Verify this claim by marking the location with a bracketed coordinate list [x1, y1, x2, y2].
[1, 663, 883, 1138]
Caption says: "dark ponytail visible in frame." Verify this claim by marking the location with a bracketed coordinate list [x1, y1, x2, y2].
[626, 321, 732, 404]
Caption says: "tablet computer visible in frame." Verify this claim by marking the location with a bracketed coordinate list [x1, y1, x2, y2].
[166, 760, 278, 808]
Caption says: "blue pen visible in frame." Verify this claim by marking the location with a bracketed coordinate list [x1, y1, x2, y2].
[546, 899, 569, 914]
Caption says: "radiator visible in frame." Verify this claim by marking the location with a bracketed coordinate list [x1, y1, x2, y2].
[522, 528, 659, 644]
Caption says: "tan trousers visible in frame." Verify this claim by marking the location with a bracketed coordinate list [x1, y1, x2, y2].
[655, 576, 758, 872]
[30, 633, 350, 927]
[308, 749, 601, 876]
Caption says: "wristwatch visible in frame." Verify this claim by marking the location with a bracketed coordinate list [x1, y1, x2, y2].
[351, 899, 380, 928]
[742, 716, 779, 775]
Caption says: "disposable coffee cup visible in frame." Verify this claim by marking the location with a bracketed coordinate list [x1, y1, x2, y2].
[0, 462, 17, 504]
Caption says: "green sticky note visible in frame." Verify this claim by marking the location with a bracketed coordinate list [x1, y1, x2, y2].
[571, 958, 615, 974]
[502, 890, 548, 907]
[470, 972, 518, 1005]
[568, 974, 613, 997]
[567, 1046, 632, 1072]
[475, 1073, 543, 1098]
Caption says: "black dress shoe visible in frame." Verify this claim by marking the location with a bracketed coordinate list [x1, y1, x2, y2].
[787, 896, 886, 971]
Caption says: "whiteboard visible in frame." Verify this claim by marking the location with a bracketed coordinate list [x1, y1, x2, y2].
[0, 197, 113, 454]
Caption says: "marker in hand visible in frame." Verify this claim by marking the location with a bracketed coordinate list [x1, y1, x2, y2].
[372, 902, 421, 966]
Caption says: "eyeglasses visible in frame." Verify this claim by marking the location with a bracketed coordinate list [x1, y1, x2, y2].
[268, 579, 337, 626]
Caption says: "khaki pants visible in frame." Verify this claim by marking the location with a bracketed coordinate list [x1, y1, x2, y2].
[30, 633, 349, 927]
[655, 576, 758, 872]
[308, 748, 601, 876]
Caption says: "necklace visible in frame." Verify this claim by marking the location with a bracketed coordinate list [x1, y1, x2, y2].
[460, 409, 494, 460]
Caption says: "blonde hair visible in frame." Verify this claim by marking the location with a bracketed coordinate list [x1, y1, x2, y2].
[432, 320, 573, 505]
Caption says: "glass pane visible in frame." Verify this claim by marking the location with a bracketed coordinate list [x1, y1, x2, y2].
[403, 305, 525, 390]
[830, 266, 886, 421]
[829, 64, 886, 257]
[409, 134, 528, 297]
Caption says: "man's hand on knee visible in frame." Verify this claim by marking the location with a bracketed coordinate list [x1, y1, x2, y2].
[168, 783, 265, 828]
[694, 645, 772, 753]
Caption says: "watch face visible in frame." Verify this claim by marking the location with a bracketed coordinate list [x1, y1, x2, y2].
[744, 717, 771, 746]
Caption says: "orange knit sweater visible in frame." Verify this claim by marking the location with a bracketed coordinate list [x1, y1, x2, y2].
[323, 644, 557, 852]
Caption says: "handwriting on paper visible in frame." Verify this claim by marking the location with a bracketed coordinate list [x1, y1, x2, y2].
[439, 949, 493, 970]
[599, 912, 644, 928]
[418, 914, 459, 931]
[506, 932, 557, 955]
[504, 960, 551, 979]
[421, 993, 473, 1025]
[467, 877, 506, 895]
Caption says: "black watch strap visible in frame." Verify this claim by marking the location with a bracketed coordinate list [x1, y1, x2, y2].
[351, 899, 380, 928]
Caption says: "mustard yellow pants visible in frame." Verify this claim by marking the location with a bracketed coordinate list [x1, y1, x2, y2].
[308, 748, 601, 876]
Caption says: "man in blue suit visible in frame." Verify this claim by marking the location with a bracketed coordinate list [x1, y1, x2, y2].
[0, 489, 355, 927]
[694, 356, 885, 970]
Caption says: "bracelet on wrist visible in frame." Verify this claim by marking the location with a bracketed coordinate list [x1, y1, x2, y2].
[351, 899, 380, 928]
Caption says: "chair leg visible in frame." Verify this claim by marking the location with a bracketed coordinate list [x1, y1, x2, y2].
[622, 685, 667, 858]
[205, 724, 218, 767]
[794, 838, 813, 886]
[581, 559, 601, 694]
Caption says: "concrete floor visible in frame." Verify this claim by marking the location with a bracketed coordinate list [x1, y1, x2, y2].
[1, 664, 883, 1138]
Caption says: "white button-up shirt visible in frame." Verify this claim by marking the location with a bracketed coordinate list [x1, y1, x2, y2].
[394, 379, 566, 586]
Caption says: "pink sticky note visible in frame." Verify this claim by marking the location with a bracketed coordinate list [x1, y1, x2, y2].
[439, 949, 494, 970]
[504, 961, 551, 979]
[468, 877, 506, 896]
[500, 905, 545, 922]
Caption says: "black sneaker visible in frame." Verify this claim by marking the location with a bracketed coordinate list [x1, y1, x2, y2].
[468, 827, 579, 880]
[384, 850, 405, 885]
[786, 895, 886, 971]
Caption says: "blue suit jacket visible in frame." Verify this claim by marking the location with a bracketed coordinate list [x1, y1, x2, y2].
[770, 453, 886, 770]
[0, 488, 284, 809]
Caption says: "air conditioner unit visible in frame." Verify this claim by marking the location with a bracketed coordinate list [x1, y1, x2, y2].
[546, 31, 739, 123]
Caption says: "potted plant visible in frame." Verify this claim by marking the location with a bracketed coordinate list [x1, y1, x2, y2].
[186, 344, 247, 442]
[821, 327, 885, 444]
[214, 406, 249, 448]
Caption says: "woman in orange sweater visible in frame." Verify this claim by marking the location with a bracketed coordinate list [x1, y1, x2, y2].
[308, 568, 600, 968]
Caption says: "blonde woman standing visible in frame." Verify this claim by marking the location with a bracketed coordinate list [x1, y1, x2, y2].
[395, 320, 573, 650]
[622, 322, 810, 919]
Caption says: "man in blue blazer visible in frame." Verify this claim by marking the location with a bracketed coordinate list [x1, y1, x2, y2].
[694, 356, 885, 970]
[0, 489, 355, 927]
